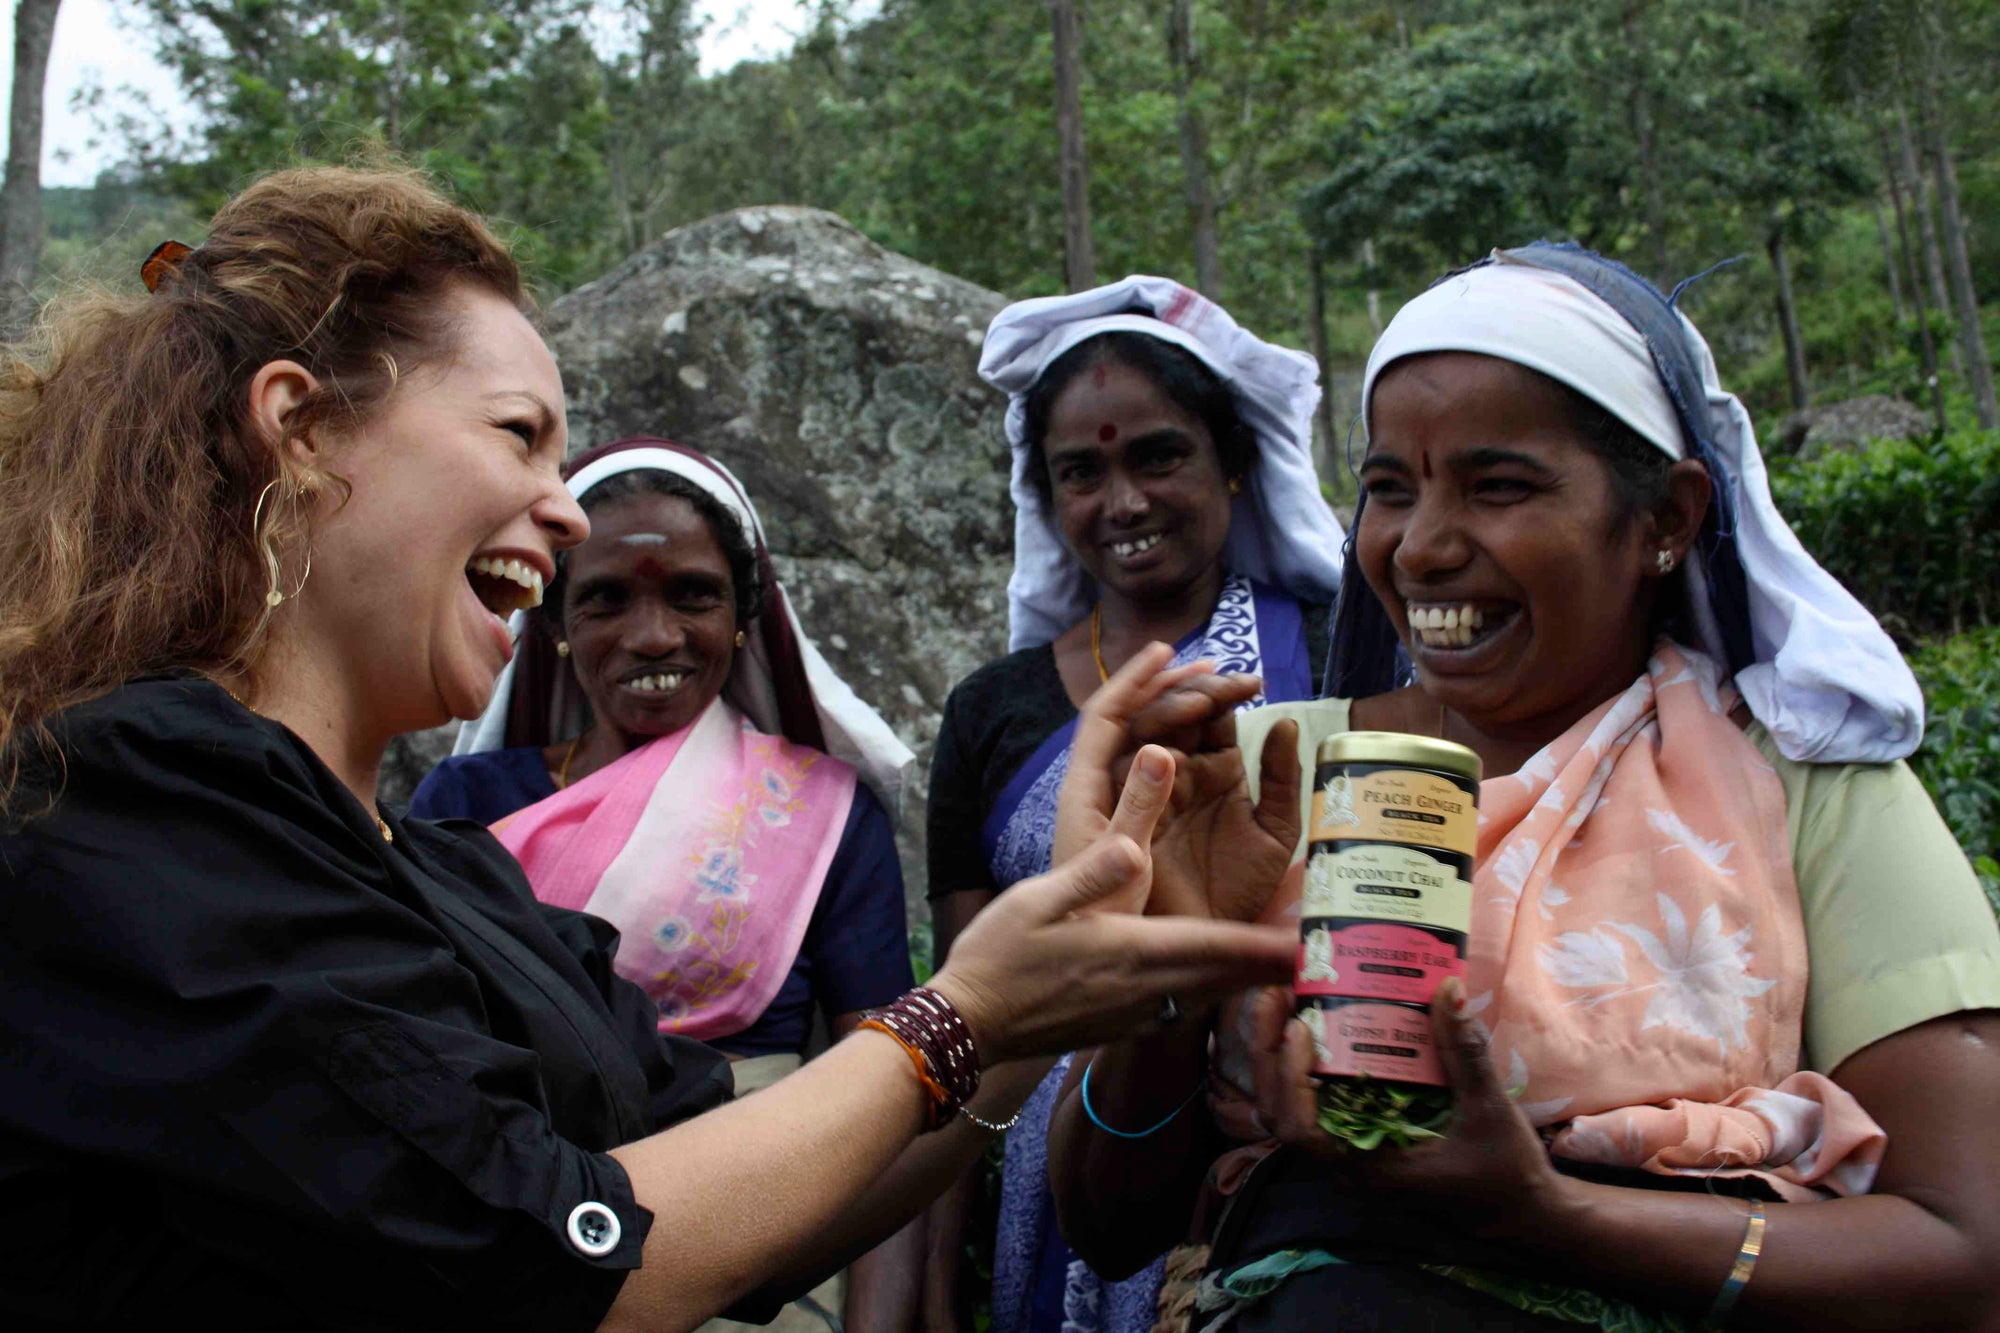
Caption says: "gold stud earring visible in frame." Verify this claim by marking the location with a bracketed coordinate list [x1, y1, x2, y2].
[1656, 549, 1676, 575]
[555, 640, 571, 657]
[734, 630, 747, 647]
[1228, 477, 1242, 495]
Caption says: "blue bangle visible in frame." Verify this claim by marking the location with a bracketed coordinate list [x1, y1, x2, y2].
[1079, 1058, 1205, 1140]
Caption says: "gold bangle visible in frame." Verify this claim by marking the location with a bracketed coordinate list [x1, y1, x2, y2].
[1703, 1199, 1766, 1328]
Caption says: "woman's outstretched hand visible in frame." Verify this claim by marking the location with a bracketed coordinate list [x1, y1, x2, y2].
[931, 739, 1294, 1066]
[1054, 641, 1302, 924]
[1248, 981, 1565, 1236]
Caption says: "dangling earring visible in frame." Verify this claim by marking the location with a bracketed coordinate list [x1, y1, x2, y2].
[734, 630, 747, 648]
[252, 478, 313, 608]
[1656, 549, 1676, 575]
[555, 640, 571, 658]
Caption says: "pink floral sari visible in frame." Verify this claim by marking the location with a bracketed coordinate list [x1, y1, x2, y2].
[494, 699, 856, 1041]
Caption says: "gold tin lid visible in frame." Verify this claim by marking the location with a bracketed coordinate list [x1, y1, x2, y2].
[1315, 730, 1482, 784]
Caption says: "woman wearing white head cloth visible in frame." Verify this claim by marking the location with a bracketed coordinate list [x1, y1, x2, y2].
[926, 279, 1345, 1333]
[1050, 245, 2000, 1330]
[413, 437, 926, 1331]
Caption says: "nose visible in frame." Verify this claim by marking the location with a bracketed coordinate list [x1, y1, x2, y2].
[624, 598, 684, 657]
[1391, 491, 1472, 583]
[537, 479, 589, 552]
[1105, 468, 1150, 524]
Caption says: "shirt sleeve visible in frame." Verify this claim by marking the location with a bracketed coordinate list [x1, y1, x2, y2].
[926, 682, 999, 900]
[805, 786, 917, 1018]
[1755, 730, 2000, 1073]
[0, 713, 653, 1331]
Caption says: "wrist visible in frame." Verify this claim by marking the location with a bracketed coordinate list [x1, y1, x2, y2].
[1480, 1165, 1586, 1251]
[922, 968, 995, 1066]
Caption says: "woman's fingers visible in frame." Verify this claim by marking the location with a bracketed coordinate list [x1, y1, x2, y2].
[1102, 914, 1296, 998]
[1029, 830, 1151, 920]
[1253, 718, 1303, 848]
[1429, 977, 1501, 1103]
[1058, 644, 1201, 864]
[1108, 745, 1175, 848]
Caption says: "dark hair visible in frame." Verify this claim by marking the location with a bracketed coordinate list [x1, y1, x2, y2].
[543, 471, 765, 629]
[1019, 330, 1256, 502]
[1552, 379, 1676, 531]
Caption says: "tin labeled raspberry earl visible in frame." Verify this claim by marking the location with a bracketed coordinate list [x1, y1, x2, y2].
[1301, 730, 1480, 1148]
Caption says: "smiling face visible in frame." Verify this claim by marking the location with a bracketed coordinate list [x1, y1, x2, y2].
[560, 491, 740, 746]
[1041, 359, 1236, 610]
[290, 283, 584, 737]
[1358, 352, 1704, 740]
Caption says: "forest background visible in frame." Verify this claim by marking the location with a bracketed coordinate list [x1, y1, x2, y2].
[2, 0, 1998, 910]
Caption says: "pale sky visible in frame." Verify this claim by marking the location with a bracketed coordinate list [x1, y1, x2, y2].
[2, 1, 831, 187]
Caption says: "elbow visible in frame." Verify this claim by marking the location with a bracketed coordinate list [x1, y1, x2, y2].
[1046, 1091, 1194, 1282]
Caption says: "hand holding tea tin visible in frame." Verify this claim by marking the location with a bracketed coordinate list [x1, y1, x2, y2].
[1246, 980, 1565, 1235]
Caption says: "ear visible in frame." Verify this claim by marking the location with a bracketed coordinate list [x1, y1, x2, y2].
[1650, 459, 1713, 568]
[245, 359, 322, 473]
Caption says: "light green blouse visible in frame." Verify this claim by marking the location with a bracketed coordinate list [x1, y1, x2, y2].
[1238, 698, 2000, 1075]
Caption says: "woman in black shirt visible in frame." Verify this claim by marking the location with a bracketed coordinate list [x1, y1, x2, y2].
[0, 165, 1292, 1332]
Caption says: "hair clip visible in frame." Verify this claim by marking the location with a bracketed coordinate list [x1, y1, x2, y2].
[141, 240, 195, 294]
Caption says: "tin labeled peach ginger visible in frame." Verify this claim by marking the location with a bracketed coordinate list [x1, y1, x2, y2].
[1300, 731, 1480, 1147]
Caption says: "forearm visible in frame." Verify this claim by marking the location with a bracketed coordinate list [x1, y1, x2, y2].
[601, 1029, 929, 1333]
[1047, 1013, 1218, 1279]
[920, 1172, 975, 1332]
[1504, 1175, 1996, 1330]
[844, 1213, 925, 1333]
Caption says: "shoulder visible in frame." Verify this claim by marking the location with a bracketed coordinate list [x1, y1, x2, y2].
[408, 747, 553, 823]
[1747, 723, 2000, 1071]
[945, 644, 1063, 713]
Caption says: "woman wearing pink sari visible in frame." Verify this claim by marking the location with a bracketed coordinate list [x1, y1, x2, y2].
[1047, 245, 2000, 1330]
[412, 438, 922, 1331]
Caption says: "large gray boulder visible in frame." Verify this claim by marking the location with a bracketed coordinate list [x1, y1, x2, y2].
[1787, 394, 1933, 457]
[383, 207, 1015, 915]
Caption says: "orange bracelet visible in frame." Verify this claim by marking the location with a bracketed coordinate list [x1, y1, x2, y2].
[860, 1017, 954, 1129]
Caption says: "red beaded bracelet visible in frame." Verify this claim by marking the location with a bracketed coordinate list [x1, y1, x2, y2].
[858, 987, 982, 1131]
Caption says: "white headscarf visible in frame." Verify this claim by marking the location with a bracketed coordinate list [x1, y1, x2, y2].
[1359, 252, 1924, 764]
[454, 444, 914, 809]
[979, 275, 1346, 651]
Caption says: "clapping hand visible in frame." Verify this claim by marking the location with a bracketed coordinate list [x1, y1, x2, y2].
[1054, 642, 1302, 924]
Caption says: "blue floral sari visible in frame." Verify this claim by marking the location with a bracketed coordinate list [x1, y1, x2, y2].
[982, 575, 1315, 1333]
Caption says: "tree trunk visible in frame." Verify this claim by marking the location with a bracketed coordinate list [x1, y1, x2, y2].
[1768, 222, 1810, 413]
[385, 0, 407, 146]
[1306, 246, 1337, 474]
[0, 0, 62, 338]
[1896, 101, 1961, 375]
[1167, 0, 1220, 299]
[1361, 237, 1382, 338]
[1879, 116, 1947, 431]
[1050, 0, 1095, 293]
[1622, 0, 1670, 288]
[1871, 196, 1906, 324]
[1917, 58, 1998, 429]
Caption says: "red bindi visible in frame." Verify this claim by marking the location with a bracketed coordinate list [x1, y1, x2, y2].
[1097, 422, 1118, 443]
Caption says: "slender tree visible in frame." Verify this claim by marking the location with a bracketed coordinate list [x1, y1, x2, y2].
[0, 0, 63, 337]
[1168, 0, 1221, 298]
[1915, 6, 1997, 428]
[1050, 0, 1095, 291]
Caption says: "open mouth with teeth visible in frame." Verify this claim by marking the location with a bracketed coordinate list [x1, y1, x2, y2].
[465, 556, 545, 618]
[1405, 601, 1516, 650]
[1109, 533, 1165, 560]
[624, 670, 691, 696]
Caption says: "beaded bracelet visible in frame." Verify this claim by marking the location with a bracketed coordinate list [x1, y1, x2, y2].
[859, 987, 982, 1132]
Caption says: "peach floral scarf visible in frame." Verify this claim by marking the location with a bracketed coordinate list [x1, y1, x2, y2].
[1218, 643, 1886, 1201]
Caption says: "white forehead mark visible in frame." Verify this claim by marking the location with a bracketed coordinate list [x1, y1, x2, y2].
[616, 533, 672, 547]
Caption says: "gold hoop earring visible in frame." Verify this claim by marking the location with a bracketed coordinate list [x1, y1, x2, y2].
[734, 630, 747, 648]
[555, 640, 571, 658]
[252, 478, 313, 608]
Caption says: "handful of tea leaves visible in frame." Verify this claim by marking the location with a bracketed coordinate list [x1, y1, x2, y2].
[1315, 1075, 1453, 1152]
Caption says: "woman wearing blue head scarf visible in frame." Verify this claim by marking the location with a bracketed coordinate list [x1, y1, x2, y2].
[1047, 246, 2000, 1331]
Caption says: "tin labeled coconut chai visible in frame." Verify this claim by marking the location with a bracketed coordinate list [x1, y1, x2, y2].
[1300, 731, 1480, 1143]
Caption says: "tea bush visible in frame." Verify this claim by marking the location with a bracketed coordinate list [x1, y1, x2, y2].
[1907, 628, 2000, 916]
[1769, 429, 2000, 642]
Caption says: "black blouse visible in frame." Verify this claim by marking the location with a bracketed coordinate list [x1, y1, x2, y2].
[0, 678, 742, 1331]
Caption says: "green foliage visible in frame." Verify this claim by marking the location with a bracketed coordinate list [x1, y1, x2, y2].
[1769, 429, 2000, 640]
[1314, 1074, 1452, 1151]
[1907, 629, 2000, 912]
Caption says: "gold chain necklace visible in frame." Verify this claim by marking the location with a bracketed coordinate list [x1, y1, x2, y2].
[1090, 604, 1111, 684]
[223, 682, 393, 844]
[555, 735, 582, 789]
